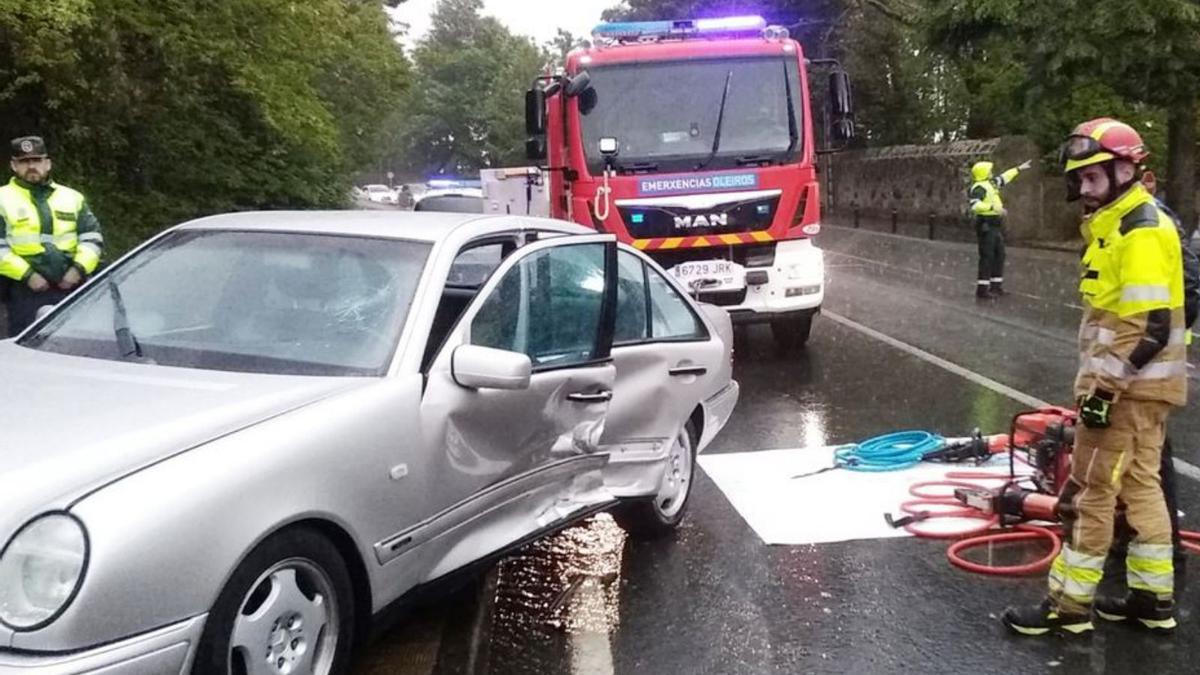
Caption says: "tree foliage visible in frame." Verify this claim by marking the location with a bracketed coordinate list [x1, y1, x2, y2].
[926, 0, 1200, 223]
[0, 0, 410, 254]
[390, 0, 544, 177]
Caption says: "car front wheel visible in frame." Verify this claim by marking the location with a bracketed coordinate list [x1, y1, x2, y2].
[613, 419, 698, 538]
[193, 528, 356, 675]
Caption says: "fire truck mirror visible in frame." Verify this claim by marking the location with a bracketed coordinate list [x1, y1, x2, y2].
[832, 119, 855, 143]
[830, 70, 854, 118]
[525, 137, 547, 161]
[525, 88, 546, 136]
[564, 70, 592, 98]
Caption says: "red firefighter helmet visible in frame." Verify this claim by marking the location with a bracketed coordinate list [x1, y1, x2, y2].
[1060, 117, 1149, 173]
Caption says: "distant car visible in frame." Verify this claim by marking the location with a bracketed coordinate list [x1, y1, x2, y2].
[414, 187, 484, 213]
[362, 184, 396, 204]
[0, 211, 738, 674]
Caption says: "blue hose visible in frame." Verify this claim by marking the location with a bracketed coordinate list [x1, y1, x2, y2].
[835, 431, 946, 472]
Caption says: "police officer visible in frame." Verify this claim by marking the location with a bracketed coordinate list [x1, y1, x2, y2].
[0, 136, 103, 336]
[1004, 118, 1185, 636]
[968, 159, 1032, 298]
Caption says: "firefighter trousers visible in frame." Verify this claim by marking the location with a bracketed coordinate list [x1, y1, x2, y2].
[975, 218, 1005, 286]
[1050, 400, 1174, 615]
[1106, 436, 1185, 591]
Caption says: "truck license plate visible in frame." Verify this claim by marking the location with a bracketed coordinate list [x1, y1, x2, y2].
[670, 260, 745, 292]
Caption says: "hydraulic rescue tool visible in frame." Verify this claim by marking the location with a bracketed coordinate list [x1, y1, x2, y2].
[951, 407, 1076, 525]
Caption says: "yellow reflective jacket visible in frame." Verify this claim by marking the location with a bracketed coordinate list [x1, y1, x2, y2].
[0, 178, 103, 282]
[969, 167, 1020, 218]
[1076, 184, 1186, 405]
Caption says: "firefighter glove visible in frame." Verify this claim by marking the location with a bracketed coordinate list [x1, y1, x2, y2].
[1078, 391, 1114, 429]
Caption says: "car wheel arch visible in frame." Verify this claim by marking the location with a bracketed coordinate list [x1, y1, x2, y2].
[206, 517, 374, 653]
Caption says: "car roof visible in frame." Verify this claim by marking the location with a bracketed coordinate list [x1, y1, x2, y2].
[174, 210, 592, 243]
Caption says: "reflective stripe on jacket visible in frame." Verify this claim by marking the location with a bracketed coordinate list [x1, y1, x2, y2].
[1076, 184, 1187, 405]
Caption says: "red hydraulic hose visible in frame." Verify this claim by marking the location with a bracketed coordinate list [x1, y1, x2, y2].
[1183, 530, 1200, 554]
[907, 479, 989, 501]
[947, 524, 1061, 576]
[901, 471, 1200, 576]
[900, 499, 1000, 539]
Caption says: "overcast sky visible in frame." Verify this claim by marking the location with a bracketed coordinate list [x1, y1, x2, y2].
[391, 0, 617, 48]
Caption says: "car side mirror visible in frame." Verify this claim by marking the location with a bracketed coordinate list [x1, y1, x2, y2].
[452, 344, 532, 390]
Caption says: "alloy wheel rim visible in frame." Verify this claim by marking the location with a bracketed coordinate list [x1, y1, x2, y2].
[228, 557, 339, 675]
[655, 427, 693, 518]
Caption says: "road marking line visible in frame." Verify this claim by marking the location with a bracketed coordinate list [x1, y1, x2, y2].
[822, 309, 1200, 482]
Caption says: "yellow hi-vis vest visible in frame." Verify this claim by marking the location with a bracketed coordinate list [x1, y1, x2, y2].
[969, 167, 1019, 218]
[0, 180, 100, 280]
[1076, 184, 1187, 405]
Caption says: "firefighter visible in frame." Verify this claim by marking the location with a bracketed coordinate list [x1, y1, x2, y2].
[1004, 118, 1185, 636]
[0, 136, 103, 336]
[1099, 169, 1199, 601]
[968, 158, 1032, 298]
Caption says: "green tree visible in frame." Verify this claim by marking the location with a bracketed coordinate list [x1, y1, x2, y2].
[545, 29, 590, 69]
[392, 0, 544, 176]
[926, 0, 1200, 227]
[0, 0, 410, 254]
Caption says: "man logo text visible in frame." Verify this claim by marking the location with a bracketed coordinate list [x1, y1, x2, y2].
[674, 214, 729, 229]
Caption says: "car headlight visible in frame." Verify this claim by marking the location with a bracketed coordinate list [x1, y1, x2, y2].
[0, 514, 88, 630]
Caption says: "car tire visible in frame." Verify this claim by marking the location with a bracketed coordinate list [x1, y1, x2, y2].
[771, 314, 813, 352]
[193, 528, 356, 675]
[613, 419, 699, 538]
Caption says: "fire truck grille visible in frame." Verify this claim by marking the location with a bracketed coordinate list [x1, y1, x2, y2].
[617, 194, 780, 239]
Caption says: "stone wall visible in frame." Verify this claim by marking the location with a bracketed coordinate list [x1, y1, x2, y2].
[820, 136, 1080, 243]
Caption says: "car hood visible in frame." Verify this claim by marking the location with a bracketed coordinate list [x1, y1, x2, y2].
[0, 343, 363, 541]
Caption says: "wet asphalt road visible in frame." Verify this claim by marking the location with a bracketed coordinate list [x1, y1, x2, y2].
[358, 230, 1200, 674]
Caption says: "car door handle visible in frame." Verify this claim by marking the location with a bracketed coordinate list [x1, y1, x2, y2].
[567, 390, 613, 403]
[668, 366, 708, 377]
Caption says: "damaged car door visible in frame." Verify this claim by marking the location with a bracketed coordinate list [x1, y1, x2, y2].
[412, 235, 618, 578]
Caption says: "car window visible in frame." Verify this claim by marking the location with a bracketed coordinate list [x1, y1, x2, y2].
[22, 230, 429, 376]
[448, 243, 504, 287]
[614, 251, 649, 344]
[647, 267, 706, 340]
[414, 195, 484, 213]
[470, 243, 607, 368]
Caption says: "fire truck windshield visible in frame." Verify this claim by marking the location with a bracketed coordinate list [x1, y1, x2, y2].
[578, 56, 803, 175]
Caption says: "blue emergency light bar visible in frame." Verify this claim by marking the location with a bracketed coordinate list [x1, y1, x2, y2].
[591, 15, 767, 40]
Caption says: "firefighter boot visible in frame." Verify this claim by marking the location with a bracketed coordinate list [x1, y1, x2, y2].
[1094, 589, 1177, 633]
[989, 280, 1005, 296]
[1002, 598, 1094, 637]
[976, 283, 991, 299]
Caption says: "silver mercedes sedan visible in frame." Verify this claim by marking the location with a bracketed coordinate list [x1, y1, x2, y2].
[0, 211, 738, 675]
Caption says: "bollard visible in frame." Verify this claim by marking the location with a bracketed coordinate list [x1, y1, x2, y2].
[853, 206, 860, 229]
[928, 212, 936, 240]
[891, 208, 898, 234]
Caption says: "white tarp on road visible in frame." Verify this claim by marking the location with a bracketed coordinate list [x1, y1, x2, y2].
[698, 447, 1025, 546]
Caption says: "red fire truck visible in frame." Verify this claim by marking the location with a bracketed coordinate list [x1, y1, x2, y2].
[517, 15, 854, 348]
